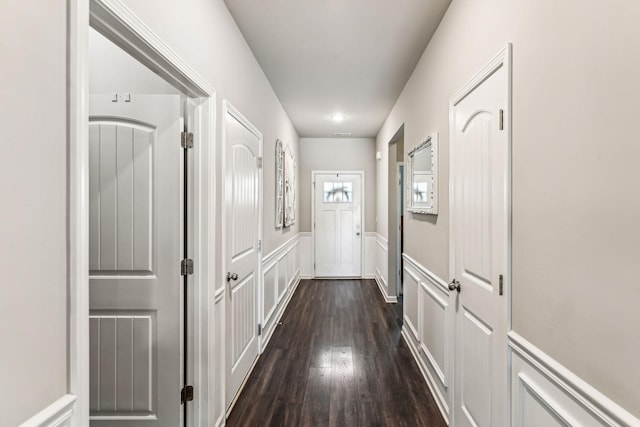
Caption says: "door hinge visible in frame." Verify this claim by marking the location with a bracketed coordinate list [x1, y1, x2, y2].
[258, 323, 262, 336]
[181, 131, 194, 149]
[499, 109, 504, 131]
[257, 240, 262, 251]
[181, 385, 194, 404]
[181, 258, 194, 276]
[257, 156, 263, 168]
[499, 274, 504, 296]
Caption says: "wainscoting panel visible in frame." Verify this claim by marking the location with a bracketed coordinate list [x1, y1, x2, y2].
[299, 232, 312, 278]
[509, 332, 640, 427]
[363, 232, 377, 278]
[374, 234, 395, 302]
[401, 254, 452, 424]
[18, 394, 76, 427]
[260, 235, 301, 352]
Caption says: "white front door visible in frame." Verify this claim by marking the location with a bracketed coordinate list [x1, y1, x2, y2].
[224, 107, 262, 409]
[314, 172, 363, 277]
[89, 95, 183, 426]
[450, 47, 510, 427]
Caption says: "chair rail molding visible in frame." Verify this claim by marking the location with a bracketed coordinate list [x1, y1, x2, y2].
[19, 395, 76, 427]
[509, 332, 640, 427]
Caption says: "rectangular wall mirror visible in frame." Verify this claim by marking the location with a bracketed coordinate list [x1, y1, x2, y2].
[407, 132, 438, 215]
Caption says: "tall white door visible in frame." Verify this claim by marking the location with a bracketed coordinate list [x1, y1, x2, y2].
[224, 108, 261, 409]
[450, 48, 510, 427]
[314, 172, 363, 277]
[89, 95, 183, 426]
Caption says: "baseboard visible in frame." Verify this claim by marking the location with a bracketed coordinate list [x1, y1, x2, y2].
[300, 273, 313, 279]
[215, 411, 225, 427]
[261, 274, 301, 351]
[374, 273, 397, 303]
[401, 329, 449, 425]
[509, 332, 639, 427]
[19, 394, 76, 427]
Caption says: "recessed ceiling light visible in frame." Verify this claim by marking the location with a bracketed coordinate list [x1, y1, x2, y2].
[331, 113, 345, 122]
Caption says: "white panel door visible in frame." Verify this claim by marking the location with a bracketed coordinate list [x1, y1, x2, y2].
[314, 172, 362, 277]
[450, 50, 510, 427]
[89, 95, 183, 426]
[224, 108, 261, 408]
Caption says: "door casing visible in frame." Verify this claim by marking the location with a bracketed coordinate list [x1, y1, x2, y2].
[311, 170, 365, 278]
[69, 1, 216, 424]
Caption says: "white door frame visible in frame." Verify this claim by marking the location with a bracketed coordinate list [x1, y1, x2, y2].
[311, 170, 365, 278]
[448, 43, 512, 426]
[396, 162, 404, 296]
[69, 0, 216, 424]
[221, 100, 263, 412]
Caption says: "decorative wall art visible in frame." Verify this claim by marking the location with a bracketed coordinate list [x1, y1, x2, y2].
[283, 145, 296, 227]
[275, 139, 284, 228]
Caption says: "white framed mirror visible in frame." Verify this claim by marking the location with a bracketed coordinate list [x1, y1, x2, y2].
[407, 132, 438, 215]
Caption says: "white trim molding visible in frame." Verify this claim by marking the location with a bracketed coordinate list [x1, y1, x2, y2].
[19, 395, 76, 427]
[363, 232, 377, 279]
[298, 232, 313, 279]
[373, 234, 397, 303]
[260, 235, 302, 352]
[509, 332, 640, 427]
[401, 254, 452, 425]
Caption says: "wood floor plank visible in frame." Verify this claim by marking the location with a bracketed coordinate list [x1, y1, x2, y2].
[226, 279, 447, 427]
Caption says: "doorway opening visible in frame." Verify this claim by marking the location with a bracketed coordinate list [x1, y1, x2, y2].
[387, 125, 404, 306]
[76, 2, 216, 425]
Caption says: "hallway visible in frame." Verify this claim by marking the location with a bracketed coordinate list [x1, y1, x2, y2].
[226, 279, 446, 426]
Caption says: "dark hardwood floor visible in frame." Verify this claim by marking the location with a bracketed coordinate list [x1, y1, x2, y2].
[226, 279, 446, 427]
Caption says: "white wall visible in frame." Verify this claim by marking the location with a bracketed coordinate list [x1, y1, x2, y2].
[376, 0, 640, 418]
[121, 0, 300, 258]
[0, 1, 69, 425]
[89, 28, 179, 95]
[298, 137, 376, 232]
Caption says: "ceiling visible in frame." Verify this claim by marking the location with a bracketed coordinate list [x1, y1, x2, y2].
[224, 0, 452, 138]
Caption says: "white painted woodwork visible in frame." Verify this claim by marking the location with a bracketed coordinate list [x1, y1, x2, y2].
[363, 232, 377, 279]
[374, 234, 395, 302]
[224, 106, 261, 409]
[18, 395, 76, 427]
[401, 254, 452, 423]
[260, 236, 301, 351]
[89, 94, 182, 426]
[450, 47, 511, 427]
[89, 121, 153, 274]
[313, 172, 363, 277]
[419, 280, 447, 387]
[509, 332, 640, 427]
